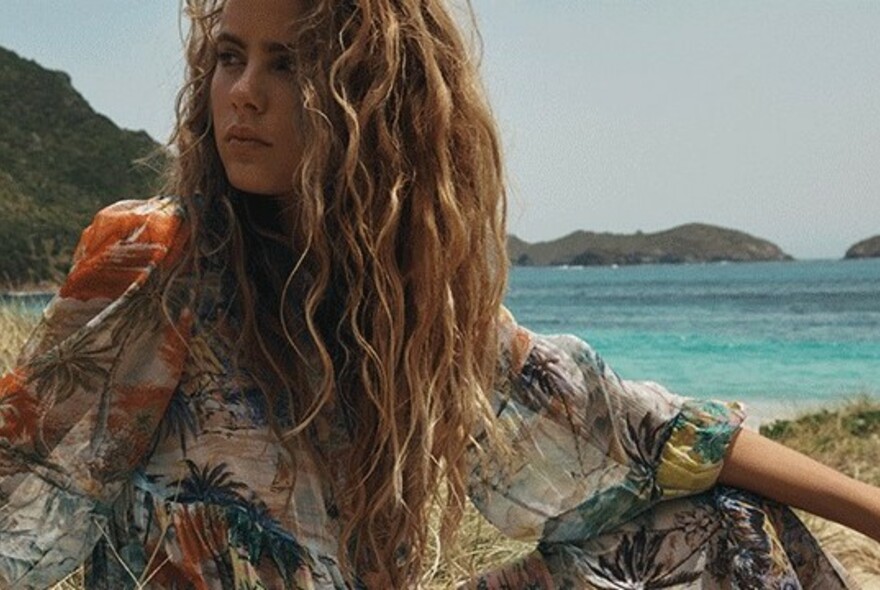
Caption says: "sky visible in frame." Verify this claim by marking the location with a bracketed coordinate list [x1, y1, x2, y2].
[2, 1, 879, 259]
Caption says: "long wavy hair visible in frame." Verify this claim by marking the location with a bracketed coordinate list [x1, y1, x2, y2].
[165, 0, 508, 585]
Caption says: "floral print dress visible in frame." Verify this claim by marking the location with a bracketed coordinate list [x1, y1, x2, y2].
[0, 196, 857, 589]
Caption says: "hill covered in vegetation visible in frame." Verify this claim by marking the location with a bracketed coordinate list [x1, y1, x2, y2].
[0, 46, 164, 287]
[845, 235, 880, 259]
[509, 223, 793, 266]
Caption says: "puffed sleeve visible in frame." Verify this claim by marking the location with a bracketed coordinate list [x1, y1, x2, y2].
[0, 196, 193, 589]
[464, 307, 745, 586]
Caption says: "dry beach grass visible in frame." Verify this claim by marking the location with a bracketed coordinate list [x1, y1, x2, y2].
[0, 307, 876, 588]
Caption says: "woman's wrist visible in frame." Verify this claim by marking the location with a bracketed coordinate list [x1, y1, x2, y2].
[830, 477, 880, 542]
[720, 428, 880, 543]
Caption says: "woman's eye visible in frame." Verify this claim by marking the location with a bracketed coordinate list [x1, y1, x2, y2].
[217, 50, 243, 67]
[272, 56, 295, 74]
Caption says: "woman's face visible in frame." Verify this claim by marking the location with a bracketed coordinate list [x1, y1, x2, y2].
[210, 0, 303, 199]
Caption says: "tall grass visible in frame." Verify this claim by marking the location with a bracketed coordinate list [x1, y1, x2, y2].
[0, 305, 876, 588]
[0, 301, 40, 369]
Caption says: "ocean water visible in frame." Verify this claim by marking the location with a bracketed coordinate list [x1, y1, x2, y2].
[4, 259, 879, 422]
[505, 259, 880, 423]
[0, 292, 52, 317]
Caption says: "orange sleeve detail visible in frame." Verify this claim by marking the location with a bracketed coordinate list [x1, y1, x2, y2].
[59, 198, 189, 301]
[0, 369, 39, 444]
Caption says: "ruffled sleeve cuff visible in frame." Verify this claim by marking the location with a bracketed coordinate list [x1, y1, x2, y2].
[656, 399, 746, 498]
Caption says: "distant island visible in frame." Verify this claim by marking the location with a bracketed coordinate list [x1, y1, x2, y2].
[844, 236, 880, 259]
[509, 223, 793, 267]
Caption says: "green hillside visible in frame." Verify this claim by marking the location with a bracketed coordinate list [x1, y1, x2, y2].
[0, 46, 164, 287]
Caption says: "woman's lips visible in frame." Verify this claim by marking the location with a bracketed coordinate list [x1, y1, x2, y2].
[225, 125, 272, 147]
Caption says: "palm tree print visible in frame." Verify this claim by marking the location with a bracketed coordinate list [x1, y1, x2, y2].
[167, 461, 316, 586]
[107, 269, 172, 344]
[516, 345, 593, 465]
[157, 387, 199, 456]
[585, 527, 701, 589]
[225, 497, 315, 585]
[621, 413, 671, 501]
[25, 327, 112, 408]
[171, 460, 248, 505]
[518, 348, 579, 416]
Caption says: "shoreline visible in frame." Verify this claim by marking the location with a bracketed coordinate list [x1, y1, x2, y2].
[0, 282, 59, 296]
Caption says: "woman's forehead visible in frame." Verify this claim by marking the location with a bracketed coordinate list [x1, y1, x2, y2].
[217, 0, 303, 42]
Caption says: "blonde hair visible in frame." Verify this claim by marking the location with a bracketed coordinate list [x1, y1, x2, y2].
[166, 0, 508, 584]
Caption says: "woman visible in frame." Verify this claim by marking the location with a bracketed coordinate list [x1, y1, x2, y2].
[0, 0, 878, 588]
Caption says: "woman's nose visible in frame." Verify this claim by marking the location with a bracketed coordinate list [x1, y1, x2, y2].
[230, 64, 266, 113]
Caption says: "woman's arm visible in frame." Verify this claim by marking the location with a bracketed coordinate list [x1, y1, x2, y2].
[0, 197, 191, 588]
[462, 310, 866, 588]
[462, 312, 746, 588]
[719, 427, 880, 542]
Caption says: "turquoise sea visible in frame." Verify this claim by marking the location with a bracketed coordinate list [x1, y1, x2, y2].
[505, 259, 880, 423]
[4, 258, 879, 423]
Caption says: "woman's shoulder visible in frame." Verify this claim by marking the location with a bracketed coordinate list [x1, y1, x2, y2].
[78, 194, 186, 247]
[59, 195, 190, 301]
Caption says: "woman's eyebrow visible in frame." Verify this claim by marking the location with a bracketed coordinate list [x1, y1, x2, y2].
[216, 31, 291, 54]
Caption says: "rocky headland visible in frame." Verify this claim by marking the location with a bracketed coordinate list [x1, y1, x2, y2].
[844, 236, 880, 259]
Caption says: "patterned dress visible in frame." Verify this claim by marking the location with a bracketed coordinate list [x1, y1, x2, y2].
[0, 196, 857, 589]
